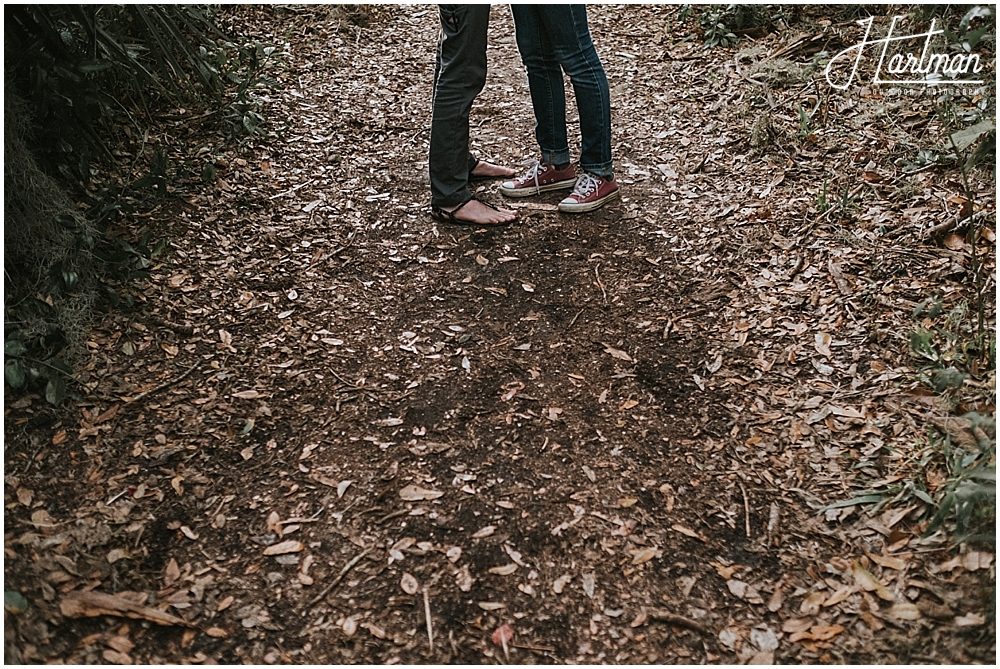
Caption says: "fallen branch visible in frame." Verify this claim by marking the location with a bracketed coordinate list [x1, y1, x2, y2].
[61, 590, 194, 628]
[647, 609, 712, 635]
[126, 364, 198, 404]
[302, 548, 371, 611]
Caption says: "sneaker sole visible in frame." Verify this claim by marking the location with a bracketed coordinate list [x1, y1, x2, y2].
[558, 188, 621, 213]
[499, 178, 578, 198]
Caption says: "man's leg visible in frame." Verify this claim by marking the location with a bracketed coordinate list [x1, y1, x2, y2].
[430, 5, 516, 224]
[430, 5, 489, 208]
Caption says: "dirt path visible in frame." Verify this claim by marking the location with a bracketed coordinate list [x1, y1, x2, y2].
[4, 5, 995, 664]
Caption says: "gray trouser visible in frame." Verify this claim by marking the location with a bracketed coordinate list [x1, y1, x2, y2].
[429, 4, 490, 208]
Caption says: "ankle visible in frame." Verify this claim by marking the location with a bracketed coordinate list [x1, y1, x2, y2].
[554, 162, 570, 171]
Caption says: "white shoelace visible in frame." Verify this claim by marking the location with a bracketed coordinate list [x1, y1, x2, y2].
[519, 161, 545, 194]
[571, 173, 600, 198]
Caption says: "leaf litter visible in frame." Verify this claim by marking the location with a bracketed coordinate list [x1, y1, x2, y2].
[2, 4, 994, 665]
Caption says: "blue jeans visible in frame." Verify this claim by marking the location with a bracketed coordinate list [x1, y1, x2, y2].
[511, 5, 613, 178]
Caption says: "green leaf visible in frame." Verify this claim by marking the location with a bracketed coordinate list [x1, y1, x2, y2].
[950, 119, 995, 152]
[4, 339, 27, 356]
[5, 360, 27, 389]
[4, 591, 29, 614]
[45, 375, 66, 406]
[820, 494, 883, 512]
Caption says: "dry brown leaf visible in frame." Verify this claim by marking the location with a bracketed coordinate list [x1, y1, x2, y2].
[813, 332, 832, 358]
[867, 552, 907, 570]
[400, 572, 419, 595]
[886, 602, 922, 620]
[782, 617, 812, 634]
[472, 525, 495, 539]
[822, 586, 854, 607]
[711, 561, 740, 580]
[266, 511, 282, 535]
[603, 345, 633, 362]
[727, 579, 764, 604]
[492, 624, 515, 646]
[231, 389, 262, 399]
[767, 584, 784, 612]
[488, 563, 518, 576]
[164, 559, 181, 587]
[399, 484, 443, 501]
[632, 547, 658, 565]
[205, 627, 228, 638]
[477, 602, 505, 611]
[671, 524, 707, 542]
[851, 561, 893, 601]
[262, 540, 304, 556]
[553, 573, 572, 594]
[61, 591, 192, 627]
[799, 591, 826, 616]
[217, 595, 234, 612]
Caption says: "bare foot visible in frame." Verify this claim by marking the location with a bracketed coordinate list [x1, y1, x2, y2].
[470, 161, 516, 179]
[438, 199, 517, 225]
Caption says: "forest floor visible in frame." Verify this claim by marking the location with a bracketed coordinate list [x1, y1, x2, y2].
[4, 5, 996, 665]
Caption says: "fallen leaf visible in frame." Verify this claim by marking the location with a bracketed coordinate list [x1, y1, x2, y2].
[164, 559, 181, 587]
[488, 563, 518, 576]
[337, 480, 353, 498]
[955, 612, 986, 627]
[492, 624, 515, 646]
[180, 526, 198, 541]
[582, 572, 596, 598]
[262, 540, 304, 556]
[476, 254, 489, 266]
[867, 552, 906, 571]
[671, 524, 707, 542]
[446, 546, 462, 563]
[102, 649, 133, 664]
[782, 618, 812, 634]
[851, 561, 894, 601]
[799, 591, 826, 616]
[814, 332, 832, 358]
[631, 547, 658, 565]
[456, 565, 474, 592]
[217, 596, 234, 612]
[727, 579, 764, 604]
[553, 574, 572, 594]
[618, 497, 638, 508]
[60, 591, 192, 627]
[619, 399, 640, 411]
[822, 586, 854, 607]
[362, 622, 387, 639]
[399, 484, 443, 501]
[603, 345, 633, 362]
[205, 627, 228, 638]
[711, 561, 740, 580]
[472, 525, 495, 539]
[400, 572, 419, 595]
[630, 608, 649, 627]
[886, 602, 922, 620]
[266, 511, 282, 534]
[232, 390, 262, 400]
[342, 616, 358, 636]
[477, 602, 505, 611]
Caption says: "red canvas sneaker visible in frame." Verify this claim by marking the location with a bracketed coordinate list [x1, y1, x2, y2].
[500, 161, 578, 197]
[558, 173, 620, 213]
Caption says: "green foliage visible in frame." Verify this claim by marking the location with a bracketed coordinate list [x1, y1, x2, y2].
[690, 4, 786, 49]
[3, 6, 266, 405]
[922, 414, 996, 543]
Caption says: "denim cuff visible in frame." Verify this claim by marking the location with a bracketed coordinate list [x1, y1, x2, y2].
[580, 162, 614, 179]
[541, 148, 572, 168]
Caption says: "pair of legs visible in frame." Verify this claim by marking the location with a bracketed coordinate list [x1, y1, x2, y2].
[429, 5, 515, 225]
[511, 4, 614, 179]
